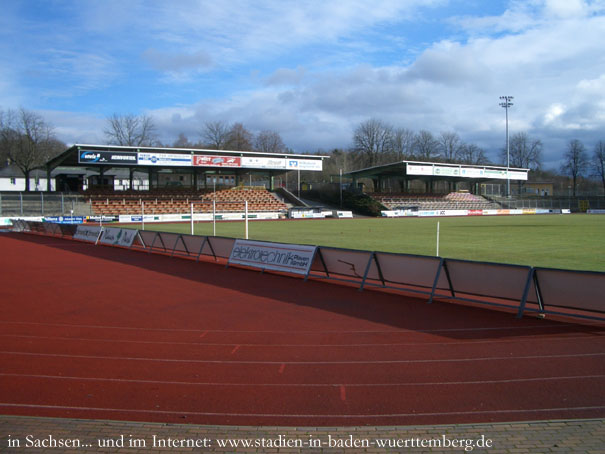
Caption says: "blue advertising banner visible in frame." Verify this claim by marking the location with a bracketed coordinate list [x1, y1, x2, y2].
[44, 216, 86, 224]
[78, 150, 138, 165]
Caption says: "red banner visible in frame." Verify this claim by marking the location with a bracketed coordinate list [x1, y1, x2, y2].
[193, 155, 241, 167]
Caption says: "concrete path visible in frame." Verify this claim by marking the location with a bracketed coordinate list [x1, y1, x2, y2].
[1, 415, 603, 453]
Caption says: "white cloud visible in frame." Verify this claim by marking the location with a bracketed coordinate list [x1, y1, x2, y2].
[41, 110, 106, 146]
[544, 0, 590, 18]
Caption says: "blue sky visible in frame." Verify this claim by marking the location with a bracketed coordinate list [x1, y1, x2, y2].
[2, 0, 605, 168]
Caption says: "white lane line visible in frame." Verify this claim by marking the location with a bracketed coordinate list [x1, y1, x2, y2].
[1, 333, 602, 348]
[0, 402, 603, 419]
[0, 320, 587, 335]
[2, 373, 603, 387]
[1, 350, 603, 365]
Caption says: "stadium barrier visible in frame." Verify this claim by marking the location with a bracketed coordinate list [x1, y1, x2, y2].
[310, 247, 377, 284]
[435, 259, 536, 312]
[372, 252, 445, 302]
[136, 230, 236, 262]
[9, 219, 604, 322]
[519, 267, 605, 318]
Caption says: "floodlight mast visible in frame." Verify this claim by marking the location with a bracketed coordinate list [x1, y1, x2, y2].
[499, 96, 514, 197]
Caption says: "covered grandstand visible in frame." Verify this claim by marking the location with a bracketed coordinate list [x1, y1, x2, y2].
[44, 144, 325, 192]
[29, 144, 325, 219]
[346, 160, 529, 213]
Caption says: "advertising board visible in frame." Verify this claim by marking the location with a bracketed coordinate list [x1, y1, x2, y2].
[406, 163, 433, 176]
[138, 152, 192, 166]
[508, 170, 529, 181]
[460, 168, 485, 178]
[381, 209, 419, 217]
[418, 210, 469, 217]
[433, 166, 460, 177]
[99, 227, 138, 247]
[193, 155, 241, 167]
[78, 150, 138, 165]
[228, 239, 317, 275]
[44, 216, 85, 224]
[74, 225, 102, 243]
[242, 157, 286, 169]
[286, 159, 323, 171]
[335, 211, 354, 218]
[118, 215, 160, 223]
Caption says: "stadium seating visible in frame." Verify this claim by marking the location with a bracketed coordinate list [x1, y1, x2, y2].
[87, 187, 287, 215]
[371, 192, 500, 211]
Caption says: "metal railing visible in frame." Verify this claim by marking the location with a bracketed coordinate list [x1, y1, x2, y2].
[488, 196, 605, 212]
[0, 192, 92, 217]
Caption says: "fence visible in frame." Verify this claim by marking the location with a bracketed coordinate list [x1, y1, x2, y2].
[10, 220, 605, 322]
[492, 196, 605, 211]
[0, 192, 91, 217]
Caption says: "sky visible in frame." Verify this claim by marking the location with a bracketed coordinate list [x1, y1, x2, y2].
[1, 0, 605, 168]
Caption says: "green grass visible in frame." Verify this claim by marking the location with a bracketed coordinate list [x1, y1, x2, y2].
[131, 215, 605, 272]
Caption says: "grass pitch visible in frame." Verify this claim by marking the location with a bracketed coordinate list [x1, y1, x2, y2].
[134, 214, 605, 272]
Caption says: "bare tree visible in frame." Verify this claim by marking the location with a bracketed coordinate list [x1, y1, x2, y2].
[592, 140, 605, 193]
[226, 122, 254, 151]
[499, 132, 542, 170]
[457, 143, 489, 165]
[202, 120, 230, 149]
[391, 127, 414, 160]
[561, 139, 589, 197]
[0, 109, 14, 167]
[255, 130, 286, 154]
[353, 119, 393, 167]
[173, 133, 194, 148]
[412, 130, 439, 161]
[0, 108, 63, 191]
[438, 132, 463, 162]
[104, 113, 158, 146]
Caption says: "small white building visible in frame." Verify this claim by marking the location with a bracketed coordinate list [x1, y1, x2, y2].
[0, 166, 56, 192]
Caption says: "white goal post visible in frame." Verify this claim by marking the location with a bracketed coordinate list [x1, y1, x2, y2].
[189, 200, 249, 239]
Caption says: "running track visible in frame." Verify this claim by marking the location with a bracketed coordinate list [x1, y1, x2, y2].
[0, 232, 604, 426]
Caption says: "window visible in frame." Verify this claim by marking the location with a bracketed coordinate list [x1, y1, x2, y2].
[10, 177, 16, 185]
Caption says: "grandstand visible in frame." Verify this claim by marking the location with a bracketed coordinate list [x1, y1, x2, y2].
[371, 192, 500, 211]
[88, 187, 288, 216]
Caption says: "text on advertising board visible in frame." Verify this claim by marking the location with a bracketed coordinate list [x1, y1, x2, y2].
[78, 151, 138, 165]
[229, 240, 317, 275]
[138, 153, 192, 166]
[193, 155, 242, 167]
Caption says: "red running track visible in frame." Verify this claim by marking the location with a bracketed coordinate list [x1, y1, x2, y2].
[0, 232, 604, 426]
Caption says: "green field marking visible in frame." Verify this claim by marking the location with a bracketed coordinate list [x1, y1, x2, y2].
[127, 214, 605, 272]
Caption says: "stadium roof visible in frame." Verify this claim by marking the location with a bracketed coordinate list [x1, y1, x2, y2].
[345, 160, 529, 183]
[46, 144, 326, 171]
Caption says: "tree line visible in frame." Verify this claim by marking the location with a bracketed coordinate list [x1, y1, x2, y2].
[104, 114, 288, 154]
[1, 108, 604, 194]
[0, 108, 66, 191]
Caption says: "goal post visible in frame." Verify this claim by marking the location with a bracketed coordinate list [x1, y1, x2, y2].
[189, 200, 249, 239]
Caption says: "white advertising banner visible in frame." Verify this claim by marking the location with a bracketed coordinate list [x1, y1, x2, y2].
[286, 159, 323, 171]
[406, 163, 433, 176]
[460, 168, 485, 178]
[99, 227, 138, 247]
[406, 163, 528, 180]
[138, 152, 192, 166]
[241, 157, 286, 169]
[418, 210, 469, 217]
[433, 166, 460, 177]
[508, 170, 529, 181]
[228, 239, 317, 275]
[74, 225, 103, 243]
